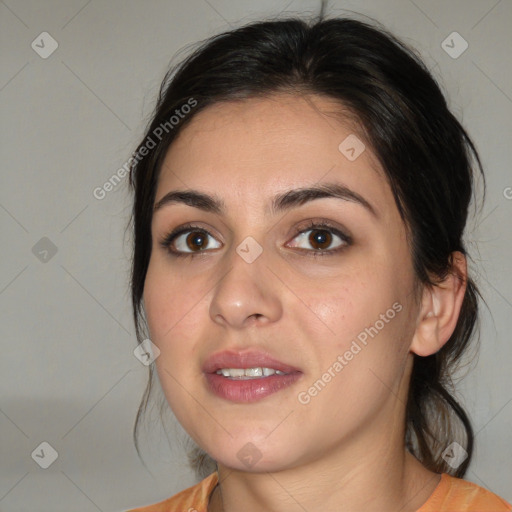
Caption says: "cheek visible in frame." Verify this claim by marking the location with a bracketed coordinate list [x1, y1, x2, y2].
[301, 265, 412, 383]
[143, 278, 174, 343]
[302, 270, 395, 344]
[301, 313, 411, 430]
[143, 258, 203, 345]
[143, 267, 201, 418]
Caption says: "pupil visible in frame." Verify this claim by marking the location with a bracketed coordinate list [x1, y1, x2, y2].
[187, 232, 206, 250]
[310, 229, 331, 250]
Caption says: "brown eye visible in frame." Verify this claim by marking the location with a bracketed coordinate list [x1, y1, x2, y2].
[308, 229, 333, 250]
[286, 222, 351, 256]
[185, 231, 209, 251]
[161, 225, 222, 256]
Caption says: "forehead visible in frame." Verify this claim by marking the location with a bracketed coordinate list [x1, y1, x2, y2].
[156, 93, 391, 217]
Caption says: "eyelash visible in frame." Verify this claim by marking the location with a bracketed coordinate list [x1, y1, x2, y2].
[158, 220, 352, 259]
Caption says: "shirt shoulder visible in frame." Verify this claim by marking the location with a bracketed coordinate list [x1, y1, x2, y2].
[126, 472, 219, 512]
[418, 473, 512, 512]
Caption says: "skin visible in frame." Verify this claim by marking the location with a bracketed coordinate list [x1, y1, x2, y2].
[143, 93, 467, 512]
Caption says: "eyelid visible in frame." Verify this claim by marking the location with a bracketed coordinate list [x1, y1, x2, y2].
[158, 223, 222, 256]
[291, 218, 352, 243]
[285, 219, 352, 256]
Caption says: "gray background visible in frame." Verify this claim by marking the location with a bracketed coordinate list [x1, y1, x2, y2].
[0, 0, 511, 511]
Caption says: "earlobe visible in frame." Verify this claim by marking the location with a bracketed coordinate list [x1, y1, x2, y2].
[410, 252, 467, 357]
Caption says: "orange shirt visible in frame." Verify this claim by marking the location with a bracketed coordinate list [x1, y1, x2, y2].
[126, 472, 512, 512]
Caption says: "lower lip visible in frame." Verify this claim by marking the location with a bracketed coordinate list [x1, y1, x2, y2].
[204, 372, 302, 403]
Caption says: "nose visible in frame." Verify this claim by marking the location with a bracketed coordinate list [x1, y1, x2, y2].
[209, 243, 283, 330]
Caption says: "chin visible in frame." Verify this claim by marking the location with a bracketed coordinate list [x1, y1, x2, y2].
[207, 437, 303, 474]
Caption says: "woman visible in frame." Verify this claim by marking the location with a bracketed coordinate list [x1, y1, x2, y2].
[125, 13, 511, 512]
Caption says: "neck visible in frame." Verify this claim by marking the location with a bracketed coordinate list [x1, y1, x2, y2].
[209, 417, 440, 512]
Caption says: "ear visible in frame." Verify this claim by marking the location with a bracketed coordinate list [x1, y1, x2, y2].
[410, 252, 468, 357]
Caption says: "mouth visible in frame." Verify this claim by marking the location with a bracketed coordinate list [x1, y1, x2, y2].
[203, 350, 302, 402]
[215, 367, 289, 379]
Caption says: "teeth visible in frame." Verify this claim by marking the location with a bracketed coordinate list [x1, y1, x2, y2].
[245, 367, 263, 377]
[216, 367, 287, 379]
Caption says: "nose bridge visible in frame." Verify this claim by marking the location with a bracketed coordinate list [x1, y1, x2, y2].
[209, 234, 282, 328]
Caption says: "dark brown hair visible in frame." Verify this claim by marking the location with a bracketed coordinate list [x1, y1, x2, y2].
[128, 15, 484, 478]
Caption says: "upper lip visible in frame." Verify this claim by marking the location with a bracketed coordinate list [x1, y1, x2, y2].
[202, 350, 301, 374]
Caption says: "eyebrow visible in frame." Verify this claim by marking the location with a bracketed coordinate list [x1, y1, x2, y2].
[153, 182, 377, 217]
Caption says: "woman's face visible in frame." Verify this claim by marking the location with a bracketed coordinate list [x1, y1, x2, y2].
[143, 94, 420, 472]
